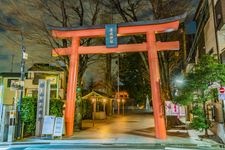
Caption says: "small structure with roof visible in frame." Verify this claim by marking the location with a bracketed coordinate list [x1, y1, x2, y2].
[82, 90, 112, 120]
[24, 63, 66, 99]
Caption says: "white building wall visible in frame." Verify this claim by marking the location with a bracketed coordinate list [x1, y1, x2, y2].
[2, 78, 18, 105]
[204, 0, 217, 54]
[214, 0, 225, 53]
[217, 30, 225, 53]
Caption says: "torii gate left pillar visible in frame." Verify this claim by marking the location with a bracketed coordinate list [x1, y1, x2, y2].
[51, 20, 180, 139]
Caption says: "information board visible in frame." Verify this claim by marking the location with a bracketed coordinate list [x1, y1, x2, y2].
[42, 116, 55, 135]
[53, 117, 64, 137]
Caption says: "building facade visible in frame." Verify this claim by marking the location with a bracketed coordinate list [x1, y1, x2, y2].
[0, 73, 21, 105]
[24, 63, 66, 100]
[187, 0, 225, 142]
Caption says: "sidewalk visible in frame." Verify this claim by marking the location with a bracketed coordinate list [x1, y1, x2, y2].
[0, 114, 224, 149]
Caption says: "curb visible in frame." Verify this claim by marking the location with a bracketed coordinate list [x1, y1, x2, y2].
[0, 142, 50, 146]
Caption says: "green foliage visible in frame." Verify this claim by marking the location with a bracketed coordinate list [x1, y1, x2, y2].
[82, 99, 92, 119]
[21, 97, 64, 135]
[21, 97, 37, 135]
[49, 99, 64, 117]
[74, 88, 83, 130]
[120, 53, 150, 104]
[174, 91, 193, 105]
[190, 105, 209, 131]
[175, 55, 225, 132]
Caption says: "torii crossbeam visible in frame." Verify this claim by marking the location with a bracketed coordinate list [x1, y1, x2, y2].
[50, 16, 181, 140]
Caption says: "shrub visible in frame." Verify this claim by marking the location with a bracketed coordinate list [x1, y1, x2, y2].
[49, 99, 64, 117]
[21, 97, 64, 136]
[21, 97, 37, 135]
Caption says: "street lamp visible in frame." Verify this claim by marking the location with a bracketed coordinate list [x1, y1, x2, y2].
[175, 79, 184, 84]
[173, 76, 185, 96]
[174, 75, 185, 86]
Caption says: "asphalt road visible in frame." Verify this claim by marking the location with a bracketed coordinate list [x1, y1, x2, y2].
[1, 143, 223, 150]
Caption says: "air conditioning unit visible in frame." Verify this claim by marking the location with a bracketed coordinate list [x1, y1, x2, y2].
[215, 0, 225, 30]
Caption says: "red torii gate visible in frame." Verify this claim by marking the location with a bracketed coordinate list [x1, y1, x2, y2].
[51, 18, 180, 139]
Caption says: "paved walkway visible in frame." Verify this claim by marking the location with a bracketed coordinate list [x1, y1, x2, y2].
[23, 113, 221, 145]
[1, 113, 224, 149]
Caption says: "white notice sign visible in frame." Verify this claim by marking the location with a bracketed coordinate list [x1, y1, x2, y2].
[42, 116, 55, 135]
[53, 117, 64, 137]
[219, 94, 225, 100]
[165, 101, 186, 117]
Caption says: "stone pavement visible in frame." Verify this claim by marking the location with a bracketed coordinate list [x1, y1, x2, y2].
[1, 113, 224, 149]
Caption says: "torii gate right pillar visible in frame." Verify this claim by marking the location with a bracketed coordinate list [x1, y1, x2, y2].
[147, 31, 166, 139]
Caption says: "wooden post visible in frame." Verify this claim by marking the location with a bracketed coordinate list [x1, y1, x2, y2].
[65, 37, 80, 136]
[146, 32, 167, 139]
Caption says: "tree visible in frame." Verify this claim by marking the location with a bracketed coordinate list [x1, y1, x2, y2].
[101, 0, 197, 102]
[174, 55, 225, 136]
[120, 53, 150, 105]
[0, 0, 103, 131]
[0, 0, 101, 76]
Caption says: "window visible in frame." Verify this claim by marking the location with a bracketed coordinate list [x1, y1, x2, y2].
[7, 79, 18, 88]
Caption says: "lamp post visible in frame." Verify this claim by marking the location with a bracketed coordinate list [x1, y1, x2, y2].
[92, 97, 96, 127]
[117, 98, 120, 115]
[122, 99, 125, 115]
[103, 98, 106, 113]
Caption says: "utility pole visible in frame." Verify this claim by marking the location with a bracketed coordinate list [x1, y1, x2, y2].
[17, 32, 27, 139]
[11, 54, 14, 72]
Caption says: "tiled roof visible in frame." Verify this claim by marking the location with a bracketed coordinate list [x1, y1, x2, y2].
[0, 72, 21, 77]
[28, 63, 65, 71]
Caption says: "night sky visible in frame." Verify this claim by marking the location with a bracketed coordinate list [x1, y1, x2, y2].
[0, 0, 199, 73]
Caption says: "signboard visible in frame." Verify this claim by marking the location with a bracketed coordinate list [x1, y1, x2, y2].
[219, 94, 225, 100]
[35, 79, 51, 136]
[42, 116, 55, 135]
[53, 117, 64, 137]
[165, 101, 185, 117]
[22, 52, 28, 60]
[36, 79, 51, 120]
[37, 80, 46, 120]
[219, 87, 225, 94]
[105, 24, 118, 48]
[218, 87, 225, 100]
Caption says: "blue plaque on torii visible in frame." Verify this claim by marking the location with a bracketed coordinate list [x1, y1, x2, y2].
[105, 24, 118, 48]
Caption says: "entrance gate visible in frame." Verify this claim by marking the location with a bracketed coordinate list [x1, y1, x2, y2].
[51, 17, 180, 139]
